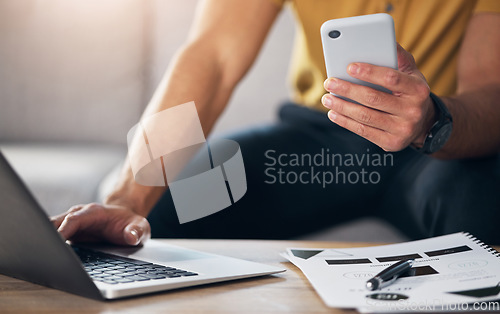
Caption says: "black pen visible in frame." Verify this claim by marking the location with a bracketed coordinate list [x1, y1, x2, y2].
[366, 259, 414, 290]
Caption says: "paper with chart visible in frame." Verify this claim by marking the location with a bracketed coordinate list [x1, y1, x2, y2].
[282, 233, 500, 312]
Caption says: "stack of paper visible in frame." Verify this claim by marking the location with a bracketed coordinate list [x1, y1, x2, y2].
[282, 232, 500, 313]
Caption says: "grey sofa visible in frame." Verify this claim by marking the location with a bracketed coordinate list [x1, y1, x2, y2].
[0, 0, 406, 242]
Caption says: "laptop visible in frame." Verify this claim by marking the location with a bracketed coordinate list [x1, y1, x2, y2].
[0, 151, 285, 300]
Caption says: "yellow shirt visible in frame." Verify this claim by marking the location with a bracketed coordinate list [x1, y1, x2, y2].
[271, 0, 500, 111]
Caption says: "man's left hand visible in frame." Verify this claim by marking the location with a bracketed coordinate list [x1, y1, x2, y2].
[322, 43, 436, 152]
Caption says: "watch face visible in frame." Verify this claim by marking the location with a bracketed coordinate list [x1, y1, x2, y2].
[429, 123, 453, 153]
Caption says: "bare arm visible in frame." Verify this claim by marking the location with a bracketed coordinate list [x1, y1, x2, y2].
[52, 0, 281, 244]
[436, 12, 500, 158]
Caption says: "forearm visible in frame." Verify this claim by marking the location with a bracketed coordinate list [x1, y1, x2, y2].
[105, 42, 234, 217]
[434, 84, 500, 159]
[99, 0, 280, 217]
[142, 41, 233, 134]
[434, 13, 500, 159]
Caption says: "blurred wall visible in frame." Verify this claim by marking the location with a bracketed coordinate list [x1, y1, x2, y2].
[0, 0, 145, 143]
[0, 0, 295, 144]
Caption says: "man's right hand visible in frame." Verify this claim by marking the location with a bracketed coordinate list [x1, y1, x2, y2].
[47, 0, 282, 248]
[51, 203, 151, 246]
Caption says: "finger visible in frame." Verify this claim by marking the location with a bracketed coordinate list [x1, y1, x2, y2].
[57, 205, 105, 241]
[57, 213, 82, 241]
[324, 78, 398, 114]
[327, 110, 389, 147]
[51, 205, 84, 229]
[346, 63, 422, 94]
[396, 43, 419, 74]
[123, 217, 151, 246]
[51, 214, 67, 229]
[322, 94, 394, 131]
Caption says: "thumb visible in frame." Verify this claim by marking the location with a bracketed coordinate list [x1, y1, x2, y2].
[396, 43, 418, 74]
[123, 219, 151, 246]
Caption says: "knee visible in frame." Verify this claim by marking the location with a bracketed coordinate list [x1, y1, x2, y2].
[418, 159, 500, 243]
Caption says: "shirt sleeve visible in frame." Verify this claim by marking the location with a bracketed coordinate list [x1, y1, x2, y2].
[474, 0, 500, 13]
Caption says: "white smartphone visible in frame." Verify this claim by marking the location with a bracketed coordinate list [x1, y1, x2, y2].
[320, 13, 398, 102]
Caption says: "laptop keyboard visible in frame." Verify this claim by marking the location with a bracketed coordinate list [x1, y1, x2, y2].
[73, 247, 198, 285]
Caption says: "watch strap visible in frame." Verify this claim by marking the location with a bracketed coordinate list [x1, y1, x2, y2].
[415, 92, 453, 154]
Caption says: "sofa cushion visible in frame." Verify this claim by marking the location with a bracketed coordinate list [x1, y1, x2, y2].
[0, 0, 144, 144]
[0, 143, 126, 216]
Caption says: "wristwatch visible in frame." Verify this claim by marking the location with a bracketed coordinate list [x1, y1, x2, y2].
[415, 92, 453, 154]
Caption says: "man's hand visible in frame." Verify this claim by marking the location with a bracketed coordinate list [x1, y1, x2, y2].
[51, 203, 151, 246]
[321, 44, 436, 152]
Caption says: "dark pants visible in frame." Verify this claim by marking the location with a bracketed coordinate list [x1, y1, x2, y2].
[148, 104, 500, 244]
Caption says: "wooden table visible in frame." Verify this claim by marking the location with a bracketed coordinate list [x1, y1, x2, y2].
[1, 240, 498, 313]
